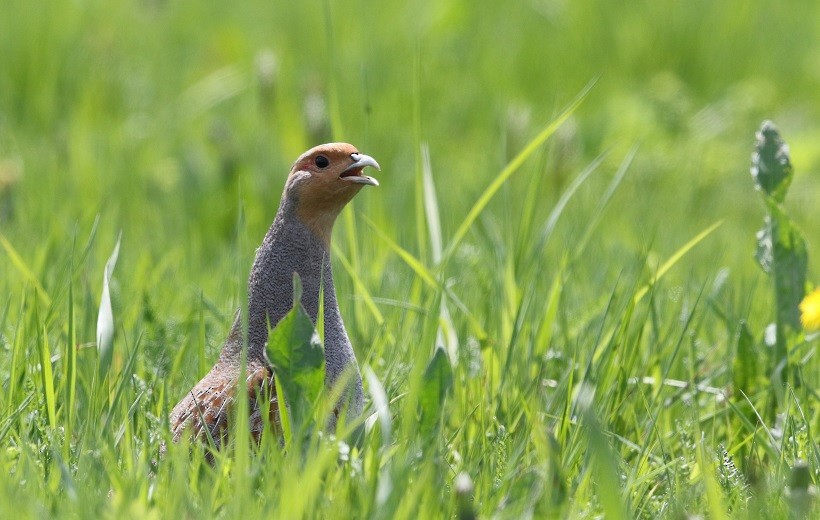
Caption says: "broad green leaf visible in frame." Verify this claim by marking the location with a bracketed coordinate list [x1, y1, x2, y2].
[266, 274, 325, 435]
[418, 347, 453, 434]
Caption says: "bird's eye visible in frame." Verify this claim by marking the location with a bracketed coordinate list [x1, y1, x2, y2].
[314, 155, 330, 168]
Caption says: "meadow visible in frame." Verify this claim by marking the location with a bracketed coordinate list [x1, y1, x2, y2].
[1, 0, 819, 517]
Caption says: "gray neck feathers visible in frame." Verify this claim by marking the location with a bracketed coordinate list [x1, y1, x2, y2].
[220, 194, 363, 420]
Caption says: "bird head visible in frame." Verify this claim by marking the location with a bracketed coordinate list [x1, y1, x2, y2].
[285, 143, 380, 242]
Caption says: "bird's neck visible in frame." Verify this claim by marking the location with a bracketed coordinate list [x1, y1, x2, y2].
[237, 196, 362, 417]
[245, 198, 326, 353]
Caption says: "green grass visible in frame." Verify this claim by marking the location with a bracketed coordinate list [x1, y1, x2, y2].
[1, 0, 819, 517]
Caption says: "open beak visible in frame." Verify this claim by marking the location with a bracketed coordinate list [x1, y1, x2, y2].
[341, 153, 380, 186]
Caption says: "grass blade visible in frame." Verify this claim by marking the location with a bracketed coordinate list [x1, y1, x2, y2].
[528, 149, 610, 267]
[573, 146, 637, 259]
[0, 233, 51, 306]
[333, 245, 385, 325]
[0, 394, 35, 444]
[633, 220, 723, 304]
[102, 332, 143, 434]
[421, 144, 443, 264]
[7, 292, 26, 414]
[37, 320, 57, 430]
[63, 232, 78, 460]
[577, 382, 631, 520]
[361, 215, 438, 289]
[533, 257, 566, 354]
[442, 79, 596, 263]
[364, 367, 391, 447]
[412, 50, 429, 262]
[97, 232, 121, 380]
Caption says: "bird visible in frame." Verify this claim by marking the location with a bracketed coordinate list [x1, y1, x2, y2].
[168, 143, 380, 452]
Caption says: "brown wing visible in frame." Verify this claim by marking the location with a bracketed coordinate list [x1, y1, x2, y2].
[169, 363, 282, 453]
[247, 366, 283, 443]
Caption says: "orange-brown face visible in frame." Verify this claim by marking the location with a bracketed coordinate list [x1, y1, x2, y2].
[285, 143, 380, 242]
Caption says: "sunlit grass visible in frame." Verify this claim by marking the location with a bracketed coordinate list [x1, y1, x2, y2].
[1, 0, 819, 518]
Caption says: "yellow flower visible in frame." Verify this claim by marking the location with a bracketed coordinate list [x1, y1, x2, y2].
[799, 289, 820, 332]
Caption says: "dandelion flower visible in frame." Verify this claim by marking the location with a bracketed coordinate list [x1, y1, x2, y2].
[799, 289, 820, 332]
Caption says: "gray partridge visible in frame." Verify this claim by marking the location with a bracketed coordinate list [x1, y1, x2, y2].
[169, 143, 379, 451]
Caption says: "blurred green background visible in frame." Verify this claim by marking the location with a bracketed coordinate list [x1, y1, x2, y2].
[3, 0, 819, 350]
[1, 0, 819, 516]
[2, 0, 818, 271]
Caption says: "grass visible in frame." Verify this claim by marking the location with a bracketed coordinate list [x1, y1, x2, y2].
[1, 0, 819, 518]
